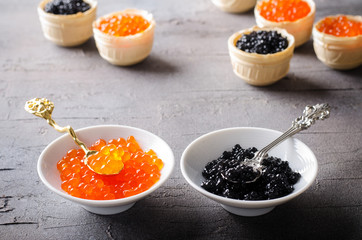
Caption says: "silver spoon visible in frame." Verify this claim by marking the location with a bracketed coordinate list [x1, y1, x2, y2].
[223, 103, 330, 184]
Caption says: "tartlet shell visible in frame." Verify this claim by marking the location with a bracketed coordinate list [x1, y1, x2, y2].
[92, 9, 156, 66]
[254, 0, 316, 47]
[211, 0, 256, 13]
[228, 26, 295, 86]
[312, 15, 362, 70]
[38, 0, 97, 47]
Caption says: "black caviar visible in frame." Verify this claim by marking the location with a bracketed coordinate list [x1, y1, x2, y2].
[236, 30, 289, 54]
[201, 144, 301, 200]
[44, 0, 91, 15]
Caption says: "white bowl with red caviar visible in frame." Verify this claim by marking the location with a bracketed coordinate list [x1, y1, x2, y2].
[312, 15, 362, 70]
[228, 26, 295, 86]
[38, 0, 97, 46]
[38, 125, 175, 215]
[180, 127, 318, 217]
[92, 9, 156, 66]
[254, 0, 316, 47]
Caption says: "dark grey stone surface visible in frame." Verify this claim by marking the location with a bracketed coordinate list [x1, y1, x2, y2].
[0, 0, 361, 239]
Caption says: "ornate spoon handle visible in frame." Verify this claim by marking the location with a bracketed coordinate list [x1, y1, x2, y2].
[254, 103, 331, 161]
[24, 98, 96, 159]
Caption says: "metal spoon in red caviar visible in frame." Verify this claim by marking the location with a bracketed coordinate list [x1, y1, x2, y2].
[24, 97, 123, 175]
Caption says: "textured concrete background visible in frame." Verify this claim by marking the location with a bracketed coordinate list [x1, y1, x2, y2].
[0, 0, 361, 239]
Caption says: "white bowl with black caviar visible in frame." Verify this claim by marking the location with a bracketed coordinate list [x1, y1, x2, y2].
[180, 127, 318, 217]
[228, 26, 295, 86]
[37, 125, 175, 215]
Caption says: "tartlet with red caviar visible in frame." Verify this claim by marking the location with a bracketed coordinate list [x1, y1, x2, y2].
[254, 0, 316, 47]
[93, 9, 156, 66]
[312, 15, 362, 70]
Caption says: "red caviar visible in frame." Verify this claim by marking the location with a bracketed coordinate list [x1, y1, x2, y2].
[57, 136, 163, 200]
[257, 0, 311, 22]
[97, 14, 150, 37]
[316, 15, 362, 37]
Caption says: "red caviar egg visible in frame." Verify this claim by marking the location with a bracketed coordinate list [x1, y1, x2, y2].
[57, 136, 163, 200]
[316, 15, 362, 37]
[97, 14, 150, 37]
[257, 0, 311, 22]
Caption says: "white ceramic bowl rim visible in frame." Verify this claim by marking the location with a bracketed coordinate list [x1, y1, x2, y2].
[92, 9, 155, 40]
[180, 127, 318, 208]
[254, 0, 316, 25]
[38, 0, 98, 19]
[38, 124, 174, 208]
